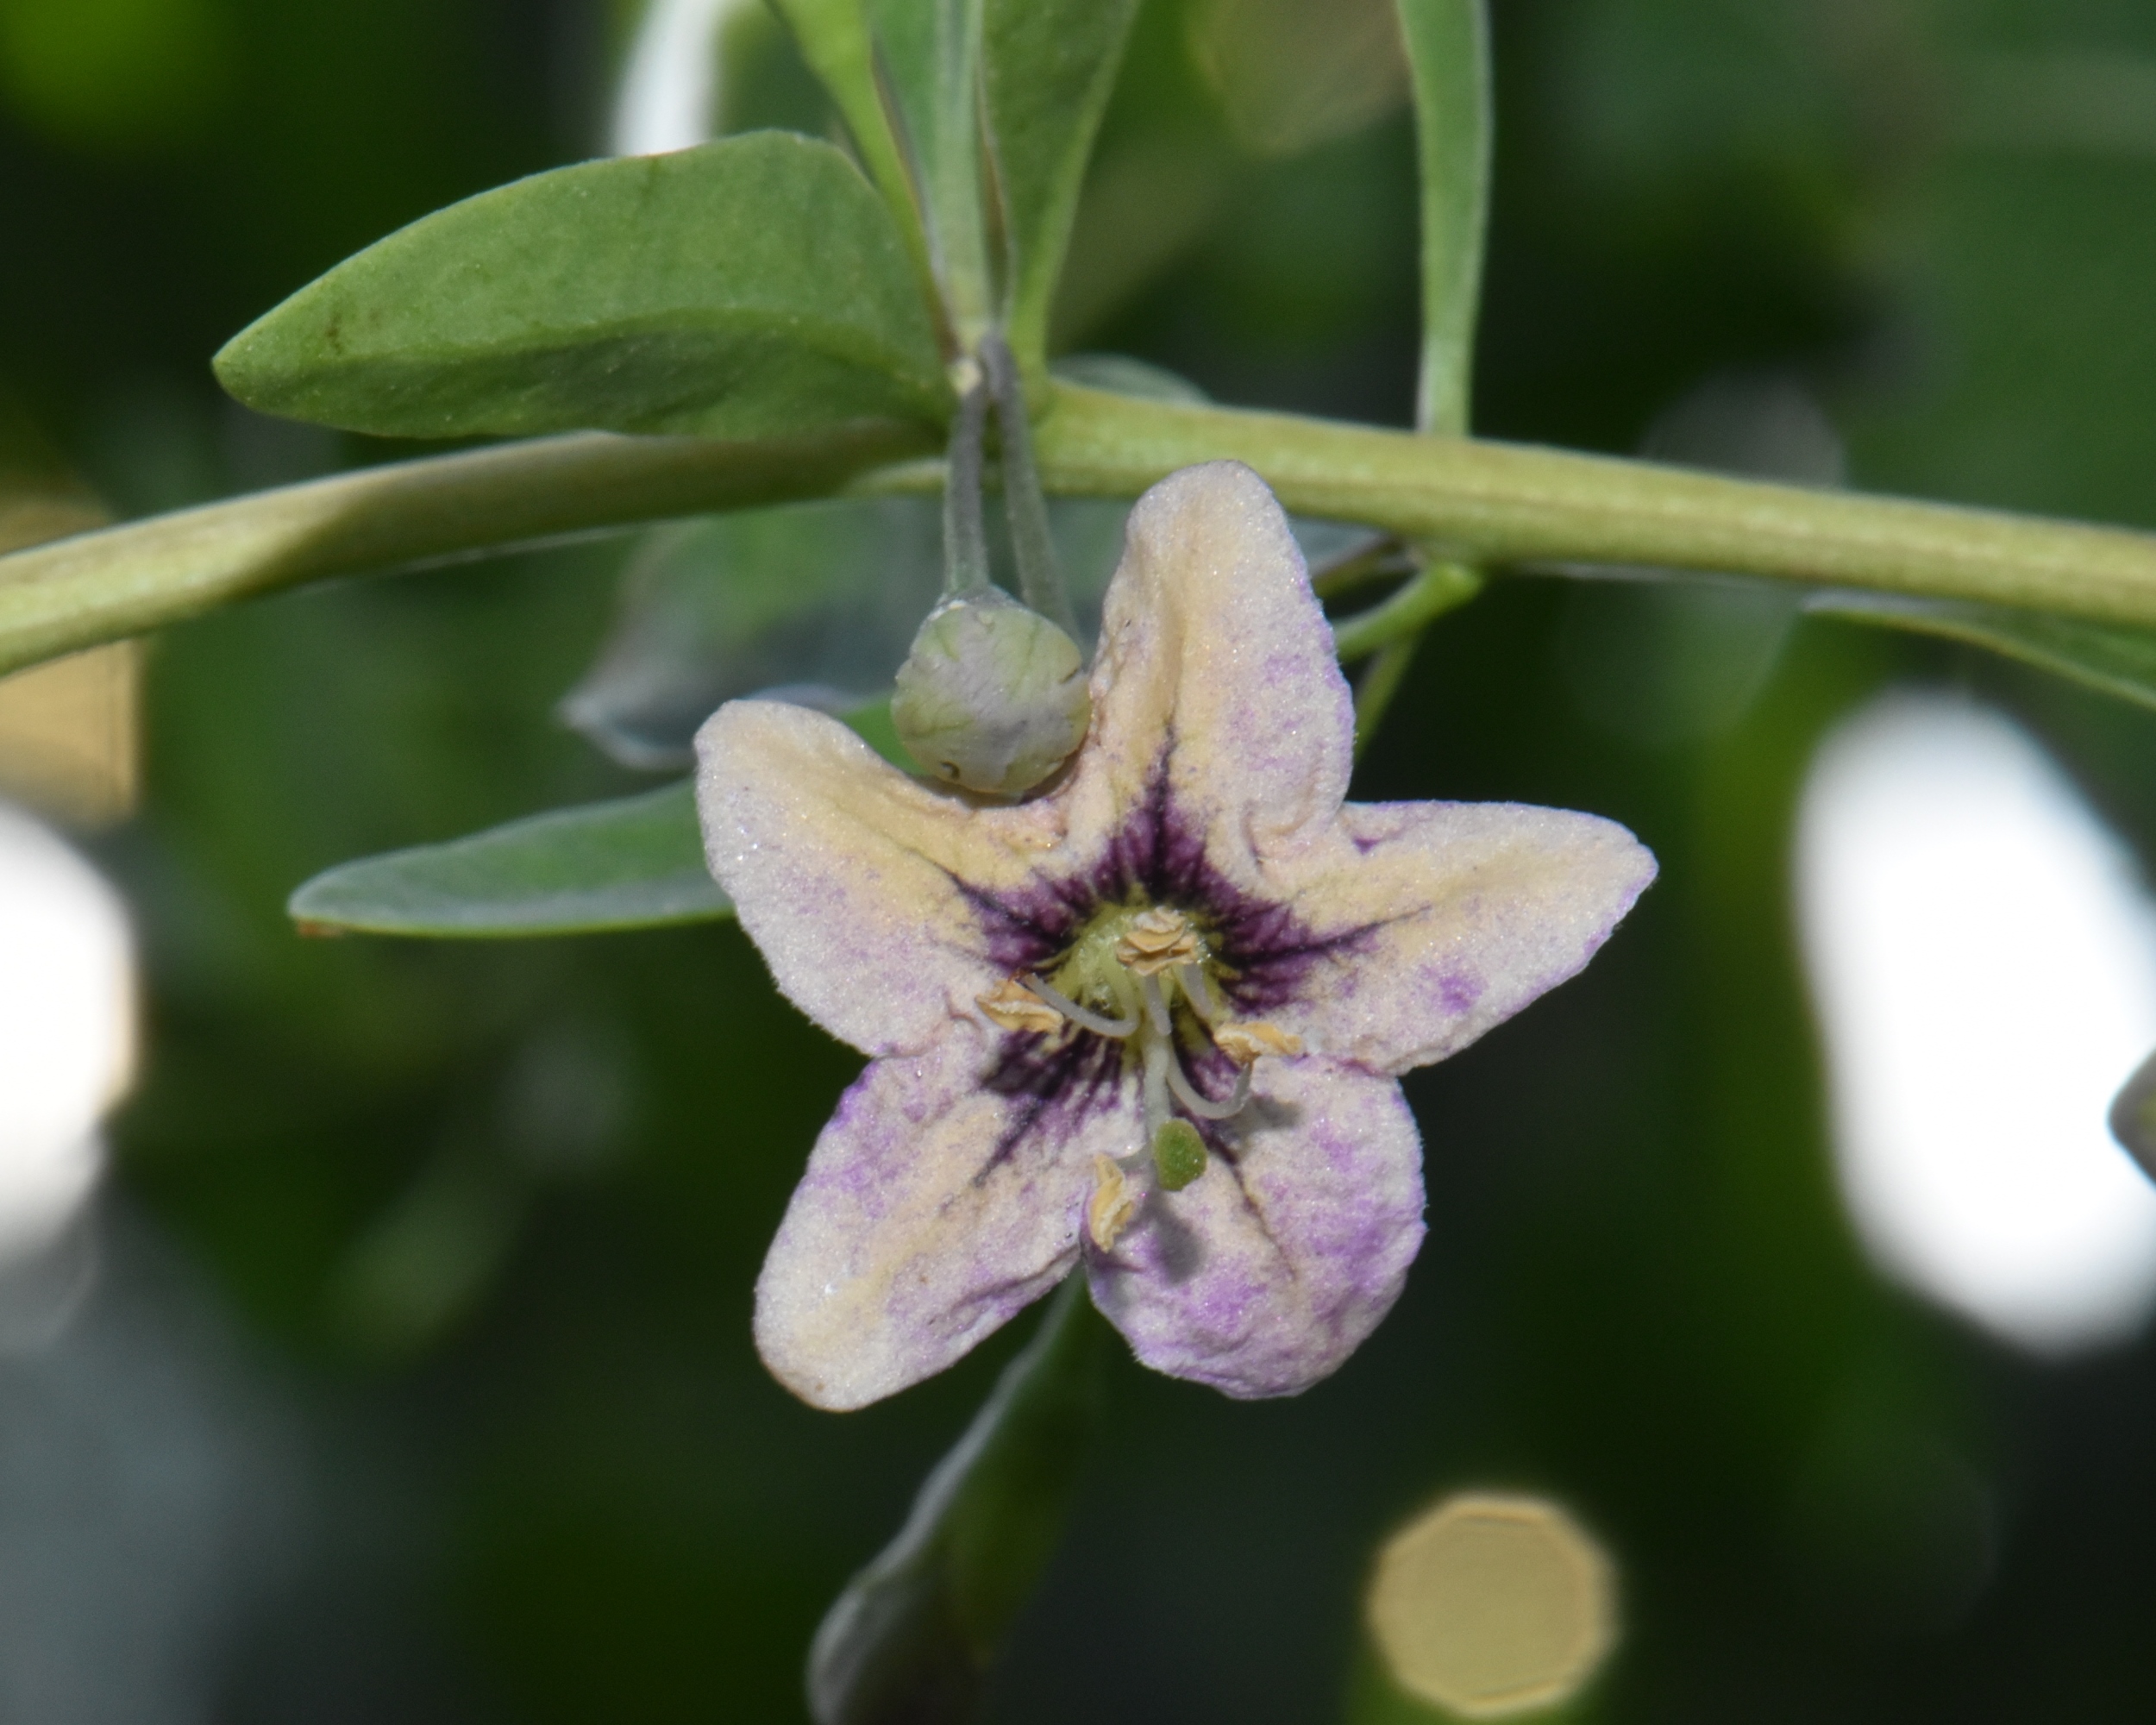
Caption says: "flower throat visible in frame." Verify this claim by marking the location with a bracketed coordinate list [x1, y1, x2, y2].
[976, 901, 1303, 1251]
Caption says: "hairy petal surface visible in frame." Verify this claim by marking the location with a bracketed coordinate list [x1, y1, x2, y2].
[1086, 1056, 1425, 1398]
[1061, 461, 1354, 881]
[1261, 800, 1656, 1076]
[697, 700, 1069, 1055]
[755, 1019, 1133, 1410]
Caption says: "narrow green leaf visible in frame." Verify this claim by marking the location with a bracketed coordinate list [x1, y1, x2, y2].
[289, 781, 730, 938]
[981, 0, 1141, 374]
[871, 0, 993, 341]
[807, 1277, 1104, 1725]
[765, 0, 946, 328]
[216, 134, 948, 442]
[1049, 351, 1210, 405]
[1809, 590, 2156, 714]
[1188, 0, 1412, 160]
[1396, 0, 1491, 436]
[561, 498, 946, 769]
[288, 703, 912, 938]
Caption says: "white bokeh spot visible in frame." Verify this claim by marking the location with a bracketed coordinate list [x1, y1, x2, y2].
[611, 0, 744, 159]
[1797, 693, 2156, 1355]
[0, 802, 132, 1264]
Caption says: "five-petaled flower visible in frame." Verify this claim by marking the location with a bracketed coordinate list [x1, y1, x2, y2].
[696, 461, 1656, 1411]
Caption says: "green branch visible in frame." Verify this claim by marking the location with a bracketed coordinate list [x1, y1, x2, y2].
[0, 423, 926, 678]
[9, 385, 2156, 677]
[1032, 386, 2156, 626]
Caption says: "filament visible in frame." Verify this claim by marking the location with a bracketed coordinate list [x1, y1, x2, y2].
[1026, 973, 1138, 1039]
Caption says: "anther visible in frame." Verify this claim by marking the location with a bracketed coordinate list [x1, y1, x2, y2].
[1213, 1020, 1304, 1064]
[1026, 973, 1138, 1038]
[1114, 907, 1200, 975]
[977, 976, 1063, 1034]
[1087, 1154, 1139, 1251]
[1165, 1047, 1251, 1122]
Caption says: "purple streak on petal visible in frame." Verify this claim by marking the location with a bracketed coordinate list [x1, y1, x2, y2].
[1087, 1056, 1425, 1399]
[1437, 969, 1484, 1015]
[755, 1021, 1128, 1409]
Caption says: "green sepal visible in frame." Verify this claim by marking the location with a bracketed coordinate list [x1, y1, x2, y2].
[216, 133, 948, 442]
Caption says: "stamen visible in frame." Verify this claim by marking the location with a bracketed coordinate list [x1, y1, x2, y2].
[1143, 1035, 1171, 1138]
[1087, 1153, 1139, 1252]
[1165, 1045, 1251, 1122]
[1213, 1019, 1305, 1064]
[1177, 963, 1221, 1025]
[1115, 906, 1200, 975]
[977, 976, 1063, 1034]
[1025, 973, 1138, 1038]
[1138, 971, 1173, 1037]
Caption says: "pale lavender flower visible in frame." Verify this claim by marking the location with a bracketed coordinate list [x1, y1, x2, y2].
[697, 462, 1656, 1410]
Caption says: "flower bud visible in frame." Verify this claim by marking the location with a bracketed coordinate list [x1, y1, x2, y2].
[892, 590, 1091, 796]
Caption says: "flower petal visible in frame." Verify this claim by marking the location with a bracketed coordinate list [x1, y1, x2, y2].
[1086, 1056, 1425, 1398]
[1062, 462, 1354, 866]
[754, 1018, 1134, 1409]
[1265, 800, 1657, 1076]
[696, 699, 1069, 1055]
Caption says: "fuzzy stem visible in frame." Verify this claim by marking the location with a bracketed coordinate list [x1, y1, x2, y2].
[1332, 561, 1485, 662]
[981, 333, 1079, 637]
[942, 376, 993, 599]
[13, 390, 2156, 676]
[1354, 637, 1423, 756]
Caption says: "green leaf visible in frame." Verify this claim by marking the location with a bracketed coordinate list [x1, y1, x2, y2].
[215, 134, 948, 442]
[560, 497, 1134, 771]
[561, 498, 946, 769]
[288, 781, 730, 938]
[981, 0, 1141, 373]
[1189, 0, 1412, 160]
[1048, 350, 1210, 405]
[807, 1277, 1105, 1725]
[1809, 590, 2156, 715]
[870, 0, 993, 340]
[764, 0, 944, 325]
[288, 703, 913, 938]
[1396, 0, 1492, 436]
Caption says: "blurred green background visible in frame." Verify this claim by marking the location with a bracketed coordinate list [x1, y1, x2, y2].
[5, 0, 2156, 1718]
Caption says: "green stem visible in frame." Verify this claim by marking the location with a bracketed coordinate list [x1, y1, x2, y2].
[1028, 385, 2156, 626]
[1344, 561, 1482, 753]
[0, 423, 927, 679]
[981, 333, 1079, 636]
[12, 386, 2156, 676]
[1354, 637, 1423, 756]
[943, 377, 993, 598]
[1332, 561, 1484, 662]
